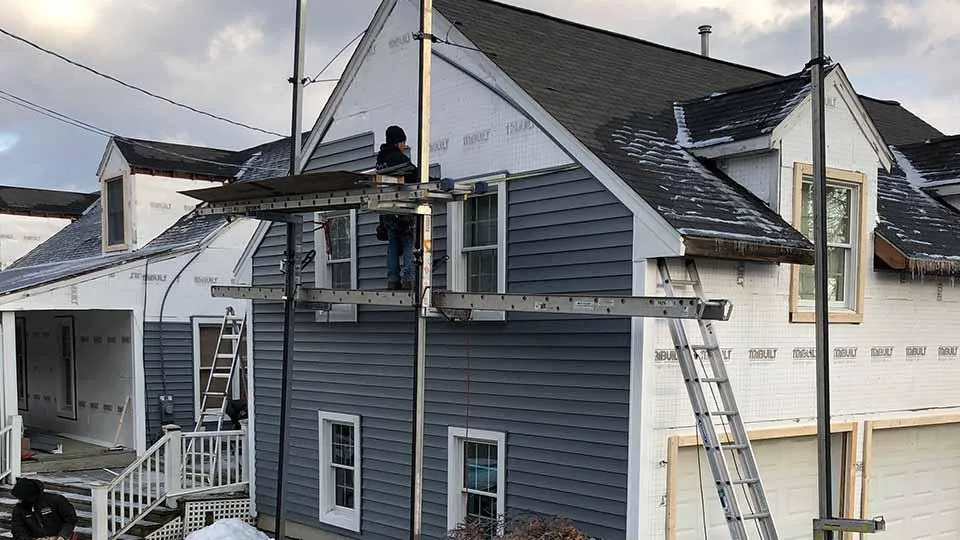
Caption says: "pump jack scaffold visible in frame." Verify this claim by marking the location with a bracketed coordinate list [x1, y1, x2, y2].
[182, 1, 875, 540]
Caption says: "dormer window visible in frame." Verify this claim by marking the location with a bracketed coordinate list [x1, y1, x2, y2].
[105, 176, 126, 247]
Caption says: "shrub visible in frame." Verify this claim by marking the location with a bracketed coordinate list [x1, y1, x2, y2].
[447, 514, 589, 540]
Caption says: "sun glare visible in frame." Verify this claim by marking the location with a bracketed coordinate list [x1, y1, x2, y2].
[21, 0, 100, 34]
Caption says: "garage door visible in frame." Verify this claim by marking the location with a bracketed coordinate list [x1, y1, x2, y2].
[673, 433, 845, 540]
[867, 423, 960, 539]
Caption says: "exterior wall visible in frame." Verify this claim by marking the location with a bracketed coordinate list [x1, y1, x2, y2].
[0, 214, 75, 270]
[143, 321, 196, 442]
[716, 151, 781, 211]
[128, 173, 225, 250]
[640, 76, 960, 537]
[253, 95, 633, 540]
[18, 310, 136, 449]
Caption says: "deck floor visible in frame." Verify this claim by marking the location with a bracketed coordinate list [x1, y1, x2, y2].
[22, 429, 136, 473]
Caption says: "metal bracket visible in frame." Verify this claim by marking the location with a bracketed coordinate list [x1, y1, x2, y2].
[813, 517, 885, 538]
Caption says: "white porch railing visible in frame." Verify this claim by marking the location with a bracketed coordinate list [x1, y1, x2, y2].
[0, 415, 23, 484]
[92, 424, 248, 540]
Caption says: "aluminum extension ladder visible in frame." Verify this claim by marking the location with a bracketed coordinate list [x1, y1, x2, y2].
[657, 258, 779, 540]
[185, 306, 246, 484]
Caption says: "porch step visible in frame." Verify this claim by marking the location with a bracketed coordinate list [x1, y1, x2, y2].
[0, 475, 178, 539]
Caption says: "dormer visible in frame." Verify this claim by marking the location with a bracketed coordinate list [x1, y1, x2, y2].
[96, 137, 236, 253]
[891, 135, 960, 212]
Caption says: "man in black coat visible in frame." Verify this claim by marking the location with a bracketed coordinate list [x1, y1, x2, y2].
[376, 125, 419, 290]
[10, 477, 78, 540]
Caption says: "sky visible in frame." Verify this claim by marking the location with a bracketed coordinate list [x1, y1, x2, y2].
[0, 0, 957, 192]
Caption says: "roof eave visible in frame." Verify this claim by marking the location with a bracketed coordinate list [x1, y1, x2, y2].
[682, 234, 815, 265]
[874, 233, 960, 276]
[687, 135, 772, 159]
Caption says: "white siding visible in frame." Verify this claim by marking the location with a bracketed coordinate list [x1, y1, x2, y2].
[718, 151, 781, 211]
[0, 214, 74, 269]
[639, 78, 960, 538]
[320, 0, 573, 179]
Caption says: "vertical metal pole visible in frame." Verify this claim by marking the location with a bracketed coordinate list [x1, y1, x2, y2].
[410, 1, 432, 539]
[810, 0, 833, 536]
[275, 1, 307, 539]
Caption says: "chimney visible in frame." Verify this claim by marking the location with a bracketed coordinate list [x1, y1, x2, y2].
[698, 25, 712, 57]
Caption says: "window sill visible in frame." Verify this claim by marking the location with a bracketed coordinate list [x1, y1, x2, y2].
[103, 242, 128, 253]
[790, 310, 863, 324]
[319, 508, 360, 533]
[314, 305, 358, 324]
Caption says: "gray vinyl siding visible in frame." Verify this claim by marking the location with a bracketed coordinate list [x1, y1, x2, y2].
[252, 134, 631, 539]
[143, 321, 196, 442]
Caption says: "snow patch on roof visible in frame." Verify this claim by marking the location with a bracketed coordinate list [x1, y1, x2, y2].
[891, 147, 928, 188]
[673, 104, 692, 147]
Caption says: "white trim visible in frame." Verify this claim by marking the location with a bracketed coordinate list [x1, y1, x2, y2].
[687, 135, 772, 159]
[299, 0, 398, 171]
[245, 300, 257, 516]
[131, 309, 147, 454]
[96, 139, 126, 179]
[14, 317, 27, 411]
[191, 316, 224, 420]
[54, 316, 78, 420]
[318, 411, 362, 533]
[314, 210, 358, 323]
[447, 174, 507, 321]
[446, 426, 507, 533]
[1, 312, 17, 427]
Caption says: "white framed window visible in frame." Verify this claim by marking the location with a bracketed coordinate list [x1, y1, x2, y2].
[447, 427, 506, 535]
[447, 175, 507, 321]
[104, 176, 127, 249]
[314, 210, 358, 323]
[790, 163, 866, 324]
[56, 316, 78, 420]
[318, 411, 361, 532]
[15, 317, 27, 411]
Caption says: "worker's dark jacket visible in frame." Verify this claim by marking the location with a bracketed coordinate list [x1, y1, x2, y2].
[10, 478, 78, 540]
[375, 144, 419, 237]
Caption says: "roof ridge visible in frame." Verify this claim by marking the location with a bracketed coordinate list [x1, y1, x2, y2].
[676, 70, 810, 105]
[895, 133, 960, 149]
[439, 0, 783, 79]
[119, 136, 240, 154]
[0, 184, 99, 197]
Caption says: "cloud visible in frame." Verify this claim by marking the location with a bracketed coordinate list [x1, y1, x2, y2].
[0, 132, 19, 153]
[0, 0, 955, 192]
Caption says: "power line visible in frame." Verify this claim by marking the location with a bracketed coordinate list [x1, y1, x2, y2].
[0, 89, 287, 174]
[305, 31, 365, 85]
[0, 26, 285, 137]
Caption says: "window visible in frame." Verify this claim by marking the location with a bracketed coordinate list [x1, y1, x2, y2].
[318, 411, 361, 532]
[447, 427, 506, 536]
[56, 317, 77, 420]
[105, 176, 126, 247]
[314, 210, 358, 323]
[447, 175, 507, 320]
[790, 163, 866, 324]
[15, 318, 27, 411]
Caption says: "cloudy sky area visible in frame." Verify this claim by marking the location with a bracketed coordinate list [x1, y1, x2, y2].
[0, 0, 957, 192]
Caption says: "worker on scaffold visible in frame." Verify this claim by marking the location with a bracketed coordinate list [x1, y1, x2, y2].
[376, 125, 418, 290]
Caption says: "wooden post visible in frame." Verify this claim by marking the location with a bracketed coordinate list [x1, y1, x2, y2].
[164, 424, 183, 509]
[91, 485, 110, 540]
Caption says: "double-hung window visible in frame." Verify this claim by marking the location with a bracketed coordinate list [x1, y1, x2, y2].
[104, 176, 127, 249]
[447, 427, 506, 536]
[314, 210, 358, 322]
[56, 316, 77, 420]
[447, 175, 507, 320]
[318, 411, 361, 532]
[791, 163, 866, 323]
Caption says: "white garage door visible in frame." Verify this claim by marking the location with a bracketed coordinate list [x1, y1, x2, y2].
[674, 433, 844, 540]
[868, 423, 960, 539]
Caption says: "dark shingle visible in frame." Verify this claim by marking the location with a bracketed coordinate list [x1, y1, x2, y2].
[113, 137, 245, 178]
[0, 186, 98, 218]
[144, 213, 228, 250]
[675, 72, 812, 147]
[861, 97, 944, 146]
[893, 135, 960, 186]
[8, 200, 104, 268]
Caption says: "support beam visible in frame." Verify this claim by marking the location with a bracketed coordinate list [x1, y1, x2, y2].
[210, 286, 734, 321]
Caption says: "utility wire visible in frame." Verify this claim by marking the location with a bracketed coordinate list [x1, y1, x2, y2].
[0, 25, 285, 137]
[0, 89, 287, 173]
[305, 31, 365, 85]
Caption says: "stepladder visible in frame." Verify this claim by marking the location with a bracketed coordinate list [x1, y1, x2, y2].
[657, 258, 779, 540]
[185, 306, 247, 485]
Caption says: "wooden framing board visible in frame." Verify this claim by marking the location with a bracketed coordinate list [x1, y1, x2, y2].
[665, 421, 857, 540]
[859, 413, 960, 522]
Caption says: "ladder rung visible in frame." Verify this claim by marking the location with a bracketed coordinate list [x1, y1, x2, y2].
[666, 279, 699, 287]
[698, 377, 728, 383]
[224, 334, 242, 339]
[226, 315, 244, 321]
[740, 512, 771, 520]
[216, 353, 235, 359]
[709, 410, 738, 416]
[204, 392, 227, 397]
[722, 443, 749, 450]
[211, 373, 231, 379]
[731, 477, 760, 485]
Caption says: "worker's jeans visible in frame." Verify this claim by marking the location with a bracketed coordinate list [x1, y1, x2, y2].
[387, 230, 414, 286]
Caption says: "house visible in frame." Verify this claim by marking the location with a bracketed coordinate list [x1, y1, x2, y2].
[0, 185, 98, 270]
[216, 1, 960, 539]
[0, 135, 277, 479]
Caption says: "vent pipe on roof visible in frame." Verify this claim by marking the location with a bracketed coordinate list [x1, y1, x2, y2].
[699, 25, 712, 57]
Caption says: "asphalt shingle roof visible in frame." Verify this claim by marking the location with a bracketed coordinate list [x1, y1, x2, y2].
[432, 0, 944, 262]
[114, 137, 244, 178]
[8, 200, 104, 268]
[674, 71, 813, 147]
[0, 186, 98, 218]
[893, 135, 960, 187]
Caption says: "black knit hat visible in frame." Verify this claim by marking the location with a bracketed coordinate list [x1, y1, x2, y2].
[386, 125, 406, 145]
[11, 478, 43, 503]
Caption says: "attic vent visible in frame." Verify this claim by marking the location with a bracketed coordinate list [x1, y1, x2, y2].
[698, 25, 712, 57]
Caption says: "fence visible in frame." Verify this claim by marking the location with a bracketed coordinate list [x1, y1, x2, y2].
[92, 424, 248, 540]
[0, 416, 23, 484]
